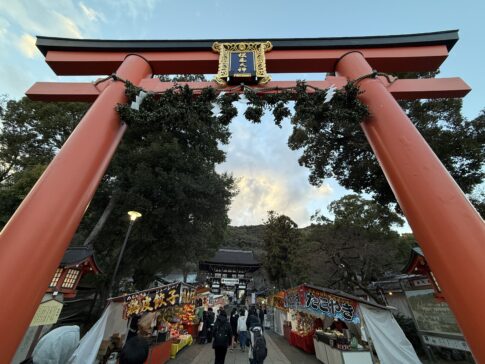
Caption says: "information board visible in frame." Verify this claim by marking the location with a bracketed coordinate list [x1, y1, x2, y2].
[30, 299, 63, 327]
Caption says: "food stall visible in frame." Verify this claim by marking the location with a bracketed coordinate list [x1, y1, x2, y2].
[284, 284, 420, 364]
[268, 291, 287, 336]
[68, 282, 196, 364]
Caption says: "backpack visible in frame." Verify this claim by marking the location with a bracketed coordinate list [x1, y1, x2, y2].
[213, 322, 230, 347]
[252, 329, 267, 362]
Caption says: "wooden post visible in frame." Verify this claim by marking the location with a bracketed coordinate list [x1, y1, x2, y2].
[336, 51, 485, 361]
[0, 55, 152, 362]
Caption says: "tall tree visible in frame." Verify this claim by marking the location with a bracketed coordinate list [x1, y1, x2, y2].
[263, 211, 302, 289]
[0, 97, 89, 226]
[304, 195, 409, 303]
[0, 85, 236, 294]
[288, 72, 484, 214]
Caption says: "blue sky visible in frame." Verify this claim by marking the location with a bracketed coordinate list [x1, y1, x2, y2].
[0, 0, 483, 230]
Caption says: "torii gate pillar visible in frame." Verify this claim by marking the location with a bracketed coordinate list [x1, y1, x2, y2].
[336, 51, 485, 360]
[0, 55, 151, 363]
[0, 31, 484, 362]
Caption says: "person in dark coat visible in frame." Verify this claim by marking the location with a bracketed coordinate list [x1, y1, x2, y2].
[212, 311, 233, 364]
[119, 336, 149, 364]
[258, 307, 265, 332]
[199, 310, 209, 344]
[246, 307, 259, 330]
[207, 307, 216, 343]
[229, 308, 239, 348]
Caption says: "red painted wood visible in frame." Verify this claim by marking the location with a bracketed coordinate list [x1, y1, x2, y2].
[336, 51, 485, 362]
[26, 82, 101, 102]
[0, 55, 152, 363]
[26, 77, 470, 102]
[145, 341, 171, 364]
[385, 77, 470, 99]
[43, 45, 449, 75]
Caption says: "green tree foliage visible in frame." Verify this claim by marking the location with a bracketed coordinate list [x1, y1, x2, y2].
[262, 211, 302, 289]
[0, 84, 236, 293]
[288, 73, 484, 214]
[302, 195, 410, 303]
[0, 97, 88, 226]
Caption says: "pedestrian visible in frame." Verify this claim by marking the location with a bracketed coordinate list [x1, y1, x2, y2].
[230, 308, 239, 349]
[199, 311, 209, 344]
[237, 308, 248, 352]
[212, 310, 233, 364]
[127, 314, 141, 341]
[119, 336, 149, 364]
[258, 306, 265, 332]
[248, 317, 267, 364]
[31, 325, 80, 364]
[246, 306, 259, 330]
[207, 307, 216, 343]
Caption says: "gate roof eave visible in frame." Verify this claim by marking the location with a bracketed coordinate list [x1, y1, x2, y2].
[35, 30, 459, 56]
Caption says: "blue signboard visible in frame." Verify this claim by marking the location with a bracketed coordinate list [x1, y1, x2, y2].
[229, 51, 256, 78]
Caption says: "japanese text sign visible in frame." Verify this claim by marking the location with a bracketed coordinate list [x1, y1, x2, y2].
[284, 286, 360, 324]
[122, 283, 194, 318]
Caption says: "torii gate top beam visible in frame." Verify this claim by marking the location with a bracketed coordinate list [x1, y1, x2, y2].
[36, 30, 458, 75]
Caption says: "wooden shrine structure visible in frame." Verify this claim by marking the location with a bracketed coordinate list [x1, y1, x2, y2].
[0, 30, 484, 362]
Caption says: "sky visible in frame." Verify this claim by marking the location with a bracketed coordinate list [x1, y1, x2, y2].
[0, 0, 483, 230]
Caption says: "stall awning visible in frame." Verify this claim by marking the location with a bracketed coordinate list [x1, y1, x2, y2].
[108, 282, 195, 318]
[284, 284, 390, 324]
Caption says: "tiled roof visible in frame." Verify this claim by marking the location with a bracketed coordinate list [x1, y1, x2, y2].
[202, 249, 260, 266]
[61, 246, 95, 266]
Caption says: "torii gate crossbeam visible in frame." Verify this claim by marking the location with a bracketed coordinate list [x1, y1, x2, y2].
[0, 30, 484, 362]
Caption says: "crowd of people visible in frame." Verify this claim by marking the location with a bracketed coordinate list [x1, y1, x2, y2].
[22, 303, 267, 364]
[197, 304, 268, 364]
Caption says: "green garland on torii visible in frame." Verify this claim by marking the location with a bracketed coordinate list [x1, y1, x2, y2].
[116, 80, 369, 184]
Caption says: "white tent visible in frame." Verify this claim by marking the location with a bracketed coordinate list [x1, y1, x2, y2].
[68, 302, 127, 364]
[273, 308, 286, 336]
[286, 284, 421, 364]
[360, 304, 421, 364]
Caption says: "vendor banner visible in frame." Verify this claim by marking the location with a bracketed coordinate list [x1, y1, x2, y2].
[122, 282, 194, 318]
[284, 285, 360, 324]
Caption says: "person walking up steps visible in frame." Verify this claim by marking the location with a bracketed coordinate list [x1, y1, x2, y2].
[230, 308, 239, 349]
[207, 307, 215, 343]
[248, 317, 267, 364]
[212, 310, 233, 364]
[258, 306, 265, 332]
[237, 308, 248, 352]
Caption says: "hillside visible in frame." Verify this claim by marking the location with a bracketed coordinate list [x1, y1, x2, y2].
[223, 225, 265, 255]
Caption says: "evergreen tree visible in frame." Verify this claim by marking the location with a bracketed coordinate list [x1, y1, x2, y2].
[262, 211, 302, 289]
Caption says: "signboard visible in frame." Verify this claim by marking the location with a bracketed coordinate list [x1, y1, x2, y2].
[405, 289, 461, 335]
[284, 286, 360, 324]
[229, 51, 255, 78]
[422, 334, 470, 352]
[221, 278, 239, 286]
[213, 41, 272, 85]
[123, 282, 194, 318]
[30, 299, 63, 326]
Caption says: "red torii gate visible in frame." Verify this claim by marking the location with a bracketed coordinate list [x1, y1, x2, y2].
[0, 30, 484, 361]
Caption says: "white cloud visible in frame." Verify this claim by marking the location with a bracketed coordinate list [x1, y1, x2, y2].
[52, 12, 82, 38]
[104, 0, 157, 22]
[79, 2, 105, 22]
[0, 1, 104, 42]
[217, 106, 337, 227]
[0, 18, 9, 39]
[17, 34, 38, 58]
[228, 172, 333, 227]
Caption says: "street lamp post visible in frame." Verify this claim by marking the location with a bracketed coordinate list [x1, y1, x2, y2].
[109, 210, 142, 296]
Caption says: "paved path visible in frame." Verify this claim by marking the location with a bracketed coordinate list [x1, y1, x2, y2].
[168, 330, 320, 364]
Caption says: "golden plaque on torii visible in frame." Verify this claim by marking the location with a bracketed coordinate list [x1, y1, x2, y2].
[212, 41, 272, 85]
